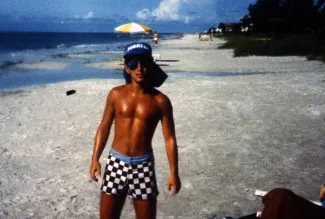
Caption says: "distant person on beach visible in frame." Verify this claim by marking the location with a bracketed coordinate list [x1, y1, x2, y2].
[90, 42, 181, 219]
[153, 31, 159, 46]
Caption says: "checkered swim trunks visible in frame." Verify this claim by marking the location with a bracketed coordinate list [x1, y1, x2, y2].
[101, 150, 159, 200]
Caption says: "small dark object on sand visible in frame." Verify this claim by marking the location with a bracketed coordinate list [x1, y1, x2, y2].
[66, 90, 76, 96]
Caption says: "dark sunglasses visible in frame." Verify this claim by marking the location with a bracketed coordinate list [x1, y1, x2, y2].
[126, 57, 152, 70]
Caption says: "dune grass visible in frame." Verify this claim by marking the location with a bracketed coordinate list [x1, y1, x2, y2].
[217, 34, 325, 62]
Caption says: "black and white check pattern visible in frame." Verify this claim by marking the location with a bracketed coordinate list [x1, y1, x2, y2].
[101, 154, 158, 200]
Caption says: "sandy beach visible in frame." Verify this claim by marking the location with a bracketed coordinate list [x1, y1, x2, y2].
[1, 35, 325, 218]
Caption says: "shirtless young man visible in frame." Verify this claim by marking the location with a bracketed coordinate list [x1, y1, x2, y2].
[89, 42, 181, 219]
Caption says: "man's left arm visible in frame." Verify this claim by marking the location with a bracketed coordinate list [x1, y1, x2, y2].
[160, 95, 181, 196]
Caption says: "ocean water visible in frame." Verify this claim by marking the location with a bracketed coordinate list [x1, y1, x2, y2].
[0, 32, 178, 89]
[0, 32, 176, 62]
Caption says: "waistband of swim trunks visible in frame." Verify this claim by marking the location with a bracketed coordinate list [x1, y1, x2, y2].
[109, 148, 153, 165]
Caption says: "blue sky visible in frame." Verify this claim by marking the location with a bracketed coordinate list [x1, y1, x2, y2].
[0, 0, 256, 33]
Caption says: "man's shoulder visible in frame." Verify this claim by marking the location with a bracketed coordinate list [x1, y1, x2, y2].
[109, 85, 127, 94]
[107, 85, 127, 99]
[154, 90, 171, 106]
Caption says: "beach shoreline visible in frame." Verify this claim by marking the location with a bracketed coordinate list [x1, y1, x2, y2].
[1, 34, 325, 218]
[88, 35, 324, 74]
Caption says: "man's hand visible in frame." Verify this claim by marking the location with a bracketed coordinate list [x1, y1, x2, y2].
[167, 175, 181, 196]
[89, 160, 101, 182]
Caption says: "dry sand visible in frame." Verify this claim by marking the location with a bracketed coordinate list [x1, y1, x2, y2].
[1, 35, 325, 218]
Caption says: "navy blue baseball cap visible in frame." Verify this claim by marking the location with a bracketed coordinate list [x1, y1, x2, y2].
[123, 42, 167, 87]
[124, 42, 152, 59]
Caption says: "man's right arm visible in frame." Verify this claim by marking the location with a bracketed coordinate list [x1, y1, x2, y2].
[89, 89, 116, 182]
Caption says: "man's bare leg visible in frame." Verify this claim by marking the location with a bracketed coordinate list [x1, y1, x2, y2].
[100, 192, 126, 219]
[133, 199, 157, 219]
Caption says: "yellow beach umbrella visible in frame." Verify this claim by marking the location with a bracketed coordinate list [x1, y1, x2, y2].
[114, 22, 152, 34]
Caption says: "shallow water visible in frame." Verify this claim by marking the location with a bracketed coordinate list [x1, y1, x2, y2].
[0, 66, 265, 90]
[0, 64, 122, 89]
[0, 33, 263, 90]
[0, 41, 264, 90]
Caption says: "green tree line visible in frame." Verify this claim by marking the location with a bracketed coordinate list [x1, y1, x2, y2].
[246, 0, 325, 34]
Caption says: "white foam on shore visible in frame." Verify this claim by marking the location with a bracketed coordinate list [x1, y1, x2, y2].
[15, 61, 70, 70]
[66, 51, 122, 59]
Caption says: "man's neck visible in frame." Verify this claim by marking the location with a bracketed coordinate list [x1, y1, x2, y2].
[129, 82, 151, 95]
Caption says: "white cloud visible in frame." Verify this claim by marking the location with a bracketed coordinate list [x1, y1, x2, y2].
[136, 9, 150, 20]
[136, 0, 206, 23]
[135, 0, 214, 24]
[152, 0, 181, 21]
[184, 16, 191, 24]
[84, 12, 94, 19]
[75, 12, 94, 19]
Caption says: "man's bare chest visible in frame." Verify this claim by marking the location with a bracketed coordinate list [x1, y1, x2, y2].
[115, 97, 160, 120]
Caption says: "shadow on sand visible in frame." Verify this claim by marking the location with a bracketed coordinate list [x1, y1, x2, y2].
[157, 59, 179, 62]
